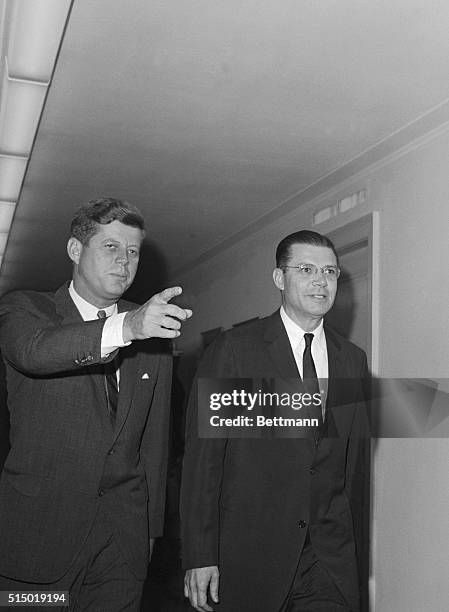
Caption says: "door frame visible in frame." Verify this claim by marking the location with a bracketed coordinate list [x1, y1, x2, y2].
[328, 212, 380, 612]
[328, 212, 379, 373]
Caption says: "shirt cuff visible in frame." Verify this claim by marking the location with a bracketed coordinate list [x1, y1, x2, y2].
[101, 312, 132, 358]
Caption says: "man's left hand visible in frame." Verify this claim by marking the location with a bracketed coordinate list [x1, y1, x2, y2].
[184, 566, 219, 611]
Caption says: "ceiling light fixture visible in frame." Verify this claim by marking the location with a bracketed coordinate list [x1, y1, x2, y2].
[0, 0, 72, 263]
[7, 0, 73, 81]
[0, 153, 27, 202]
[0, 59, 49, 155]
[0, 231, 8, 254]
[0, 199, 15, 232]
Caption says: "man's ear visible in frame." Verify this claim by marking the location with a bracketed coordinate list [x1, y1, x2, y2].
[273, 268, 285, 291]
[67, 237, 83, 264]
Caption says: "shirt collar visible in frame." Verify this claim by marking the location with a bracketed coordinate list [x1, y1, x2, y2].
[279, 305, 325, 349]
[69, 281, 117, 321]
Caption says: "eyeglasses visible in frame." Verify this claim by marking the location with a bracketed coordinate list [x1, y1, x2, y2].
[281, 263, 340, 280]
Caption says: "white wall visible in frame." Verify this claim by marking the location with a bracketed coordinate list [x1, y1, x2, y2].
[174, 125, 449, 611]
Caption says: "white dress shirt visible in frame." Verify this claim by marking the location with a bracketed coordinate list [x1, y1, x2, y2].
[279, 306, 328, 415]
[69, 282, 131, 386]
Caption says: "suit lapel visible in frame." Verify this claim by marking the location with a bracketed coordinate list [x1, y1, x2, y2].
[112, 300, 141, 441]
[112, 344, 141, 442]
[55, 283, 118, 434]
[54, 282, 83, 323]
[263, 312, 317, 449]
[325, 325, 344, 403]
[264, 311, 300, 379]
[324, 325, 355, 437]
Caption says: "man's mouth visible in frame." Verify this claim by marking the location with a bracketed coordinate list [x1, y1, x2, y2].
[309, 294, 327, 299]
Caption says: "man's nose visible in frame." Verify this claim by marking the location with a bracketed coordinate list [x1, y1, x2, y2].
[115, 249, 129, 265]
[312, 274, 327, 286]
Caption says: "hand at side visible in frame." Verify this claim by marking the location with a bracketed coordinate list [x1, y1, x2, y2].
[184, 566, 219, 612]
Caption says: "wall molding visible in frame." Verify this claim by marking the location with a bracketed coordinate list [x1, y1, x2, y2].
[173, 98, 449, 278]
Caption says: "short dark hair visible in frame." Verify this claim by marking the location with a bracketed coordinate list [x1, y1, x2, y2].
[275, 230, 338, 268]
[70, 197, 145, 244]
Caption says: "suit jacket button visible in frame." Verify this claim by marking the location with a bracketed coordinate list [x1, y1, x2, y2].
[108, 448, 116, 455]
[98, 489, 105, 497]
[298, 520, 307, 529]
[309, 468, 317, 475]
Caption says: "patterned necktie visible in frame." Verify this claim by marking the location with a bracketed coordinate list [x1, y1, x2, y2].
[97, 310, 118, 427]
[302, 333, 323, 427]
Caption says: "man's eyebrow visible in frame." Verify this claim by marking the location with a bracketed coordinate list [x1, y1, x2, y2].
[101, 237, 139, 244]
[99, 235, 142, 247]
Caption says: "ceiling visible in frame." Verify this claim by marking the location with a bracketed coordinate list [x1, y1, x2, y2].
[2, 0, 449, 297]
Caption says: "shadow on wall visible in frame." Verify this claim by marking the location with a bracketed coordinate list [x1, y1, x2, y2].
[125, 238, 171, 305]
[124, 238, 174, 355]
[325, 264, 356, 340]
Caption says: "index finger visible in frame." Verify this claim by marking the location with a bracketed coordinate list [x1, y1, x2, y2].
[155, 286, 182, 303]
[162, 303, 192, 320]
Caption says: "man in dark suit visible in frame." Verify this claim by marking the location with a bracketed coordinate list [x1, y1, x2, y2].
[0, 198, 192, 611]
[181, 230, 368, 612]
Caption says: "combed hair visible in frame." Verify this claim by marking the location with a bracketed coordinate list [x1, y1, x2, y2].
[275, 230, 338, 268]
[70, 197, 145, 244]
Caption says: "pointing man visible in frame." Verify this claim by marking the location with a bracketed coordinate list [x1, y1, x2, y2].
[0, 197, 192, 611]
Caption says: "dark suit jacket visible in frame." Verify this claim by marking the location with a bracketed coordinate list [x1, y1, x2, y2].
[0, 283, 172, 583]
[181, 311, 368, 612]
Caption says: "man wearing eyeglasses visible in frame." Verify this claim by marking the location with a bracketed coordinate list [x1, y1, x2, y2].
[181, 230, 369, 612]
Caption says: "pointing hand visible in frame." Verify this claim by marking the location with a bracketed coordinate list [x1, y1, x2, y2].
[123, 286, 192, 342]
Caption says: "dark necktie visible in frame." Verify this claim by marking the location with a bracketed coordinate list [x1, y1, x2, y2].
[97, 310, 118, 427]
[302, 333, 323, 427]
